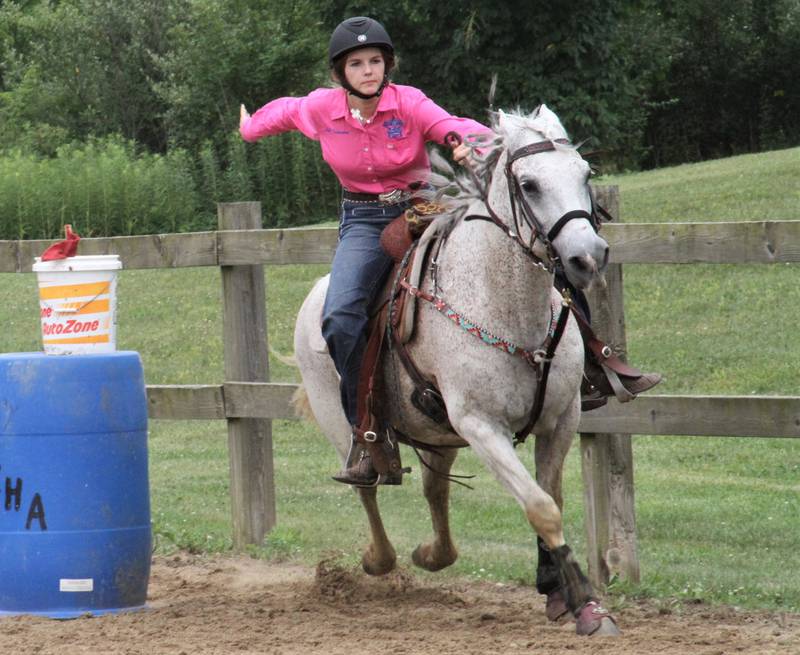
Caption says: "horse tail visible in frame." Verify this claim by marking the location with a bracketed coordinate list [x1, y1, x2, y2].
[291, 384, 316, 423]
[269, 345, 297, 368]
[267, 346, 313, 421]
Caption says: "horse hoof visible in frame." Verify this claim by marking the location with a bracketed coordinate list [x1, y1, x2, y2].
[411, 543, 457, 572]
[361, 548, 396, 576]
[361, 557, 396, 576]
[575, 601, 621, 636]
[545, 589, 570, 623]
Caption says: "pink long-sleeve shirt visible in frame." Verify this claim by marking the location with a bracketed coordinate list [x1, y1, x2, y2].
[240, 83, 492, 194]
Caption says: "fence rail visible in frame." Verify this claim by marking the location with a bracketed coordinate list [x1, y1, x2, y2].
[144, 384, 800, 438]
[4, 219, 800, 273]
[4, 194, 798, 589]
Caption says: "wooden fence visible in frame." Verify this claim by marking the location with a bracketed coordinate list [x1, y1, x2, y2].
[3, 194, 800, 589]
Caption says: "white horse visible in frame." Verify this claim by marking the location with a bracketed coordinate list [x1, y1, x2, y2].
[294, 105, 618, 636]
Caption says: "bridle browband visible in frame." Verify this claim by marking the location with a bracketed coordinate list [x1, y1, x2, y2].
[446, 132, 604, 272]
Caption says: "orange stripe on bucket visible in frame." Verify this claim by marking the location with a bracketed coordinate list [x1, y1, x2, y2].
[39, 281, 110, 301]
[42, 334, 111, 345]
[53, 299, 111, 316]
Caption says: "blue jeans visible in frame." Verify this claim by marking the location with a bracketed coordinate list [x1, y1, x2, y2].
[322, 201, 407, 425]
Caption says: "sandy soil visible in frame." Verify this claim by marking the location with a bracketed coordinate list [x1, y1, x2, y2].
[3, 553, 799, 655]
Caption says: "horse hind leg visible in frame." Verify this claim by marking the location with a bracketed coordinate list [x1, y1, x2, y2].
[412, 448, 459, 572]
[357, 486, 397, 576]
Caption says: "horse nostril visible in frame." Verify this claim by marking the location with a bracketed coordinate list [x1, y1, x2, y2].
[568, 255, 590, 274]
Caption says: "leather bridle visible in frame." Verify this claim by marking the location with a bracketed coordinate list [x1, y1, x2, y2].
[447, 132, 606, 273]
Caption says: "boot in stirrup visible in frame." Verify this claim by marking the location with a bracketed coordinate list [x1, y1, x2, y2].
[332, 430, 408, 487]
[581, 350, 662, 412]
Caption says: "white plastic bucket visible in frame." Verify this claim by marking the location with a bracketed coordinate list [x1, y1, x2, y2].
[32, 255, 123, 355]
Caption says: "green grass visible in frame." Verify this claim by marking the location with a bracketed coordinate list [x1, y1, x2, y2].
[2, 146, 799, 613]
[602, 146, 800, 222]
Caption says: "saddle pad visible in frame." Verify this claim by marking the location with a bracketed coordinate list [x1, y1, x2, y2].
[400, 220, 445, 344]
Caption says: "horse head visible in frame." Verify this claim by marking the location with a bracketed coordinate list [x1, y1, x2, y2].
[486, 105, 609, 291]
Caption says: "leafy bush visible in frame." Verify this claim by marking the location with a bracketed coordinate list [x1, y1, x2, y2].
[199, 131, 341, 229]
[0, 137, 206, 239]
[0, 132, 341, 240]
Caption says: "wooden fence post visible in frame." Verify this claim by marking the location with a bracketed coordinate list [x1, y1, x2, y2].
[580, 186, 640, 588]
[218, 202, 276, 548]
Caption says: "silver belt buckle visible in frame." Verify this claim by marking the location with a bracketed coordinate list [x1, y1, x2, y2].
[378, 188, 403, 204]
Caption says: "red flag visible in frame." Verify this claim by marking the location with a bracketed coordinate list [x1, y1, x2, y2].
[41, 224, 81, 261]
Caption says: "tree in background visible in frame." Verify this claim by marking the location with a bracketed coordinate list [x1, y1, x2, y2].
[0, 0, 340, 231]
[0, 0, 176, 154]
[1, 0, 799, 238]
[318, 1, 652, 166]
[155, 0, 326, 156]
[639, 0, 800, 166]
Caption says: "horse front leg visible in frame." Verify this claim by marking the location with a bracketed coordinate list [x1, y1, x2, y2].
[412, 448, 459, 572]
[454, 412, 619, 636]
[357, 487, 397, 576]
[533, 405, 577, 624]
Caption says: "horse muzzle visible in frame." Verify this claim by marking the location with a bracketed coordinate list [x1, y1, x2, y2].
[562, 242, 609, 291]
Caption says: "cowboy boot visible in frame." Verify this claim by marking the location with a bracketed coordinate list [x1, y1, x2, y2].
[332, 429, 408, 487]
[581, 350, 662, 412]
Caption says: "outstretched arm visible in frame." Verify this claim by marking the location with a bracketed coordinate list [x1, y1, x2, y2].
[239, 92, 324, 143]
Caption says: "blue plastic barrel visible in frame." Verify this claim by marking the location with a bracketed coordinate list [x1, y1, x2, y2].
[0, 352, 151, 618]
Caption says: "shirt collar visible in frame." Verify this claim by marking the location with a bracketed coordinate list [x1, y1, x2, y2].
[329, 83, 398, 120]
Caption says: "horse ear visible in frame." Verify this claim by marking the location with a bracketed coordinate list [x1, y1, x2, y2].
[534, 104, 568, 140]
[537, 104, 554, 120]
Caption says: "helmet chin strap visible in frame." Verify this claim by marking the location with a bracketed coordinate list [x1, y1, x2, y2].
[344, 75, 389, 100]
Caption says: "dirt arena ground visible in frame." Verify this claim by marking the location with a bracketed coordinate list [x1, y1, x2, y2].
[3, 553, 799, 655]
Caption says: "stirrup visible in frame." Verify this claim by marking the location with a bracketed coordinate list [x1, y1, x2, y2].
[332, 439, 379, 487]
[332, 432, 409, 487]
[582, 356, 662, 409]
[601, 365, 662, 403]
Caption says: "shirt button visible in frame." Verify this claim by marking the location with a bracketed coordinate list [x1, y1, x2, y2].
[367, 166, 373, 171]
[363, 147, 369, 152]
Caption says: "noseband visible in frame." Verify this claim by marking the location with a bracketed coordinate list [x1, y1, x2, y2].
[448, 132, 604, 272]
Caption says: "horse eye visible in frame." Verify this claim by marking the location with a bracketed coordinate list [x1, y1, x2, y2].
[520, 180, 538, 194]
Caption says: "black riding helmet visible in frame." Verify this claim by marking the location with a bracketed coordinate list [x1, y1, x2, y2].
[329, 17, 394, 100]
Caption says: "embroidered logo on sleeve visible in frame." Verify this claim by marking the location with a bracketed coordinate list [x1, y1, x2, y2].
[383, 118, 405, 139]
